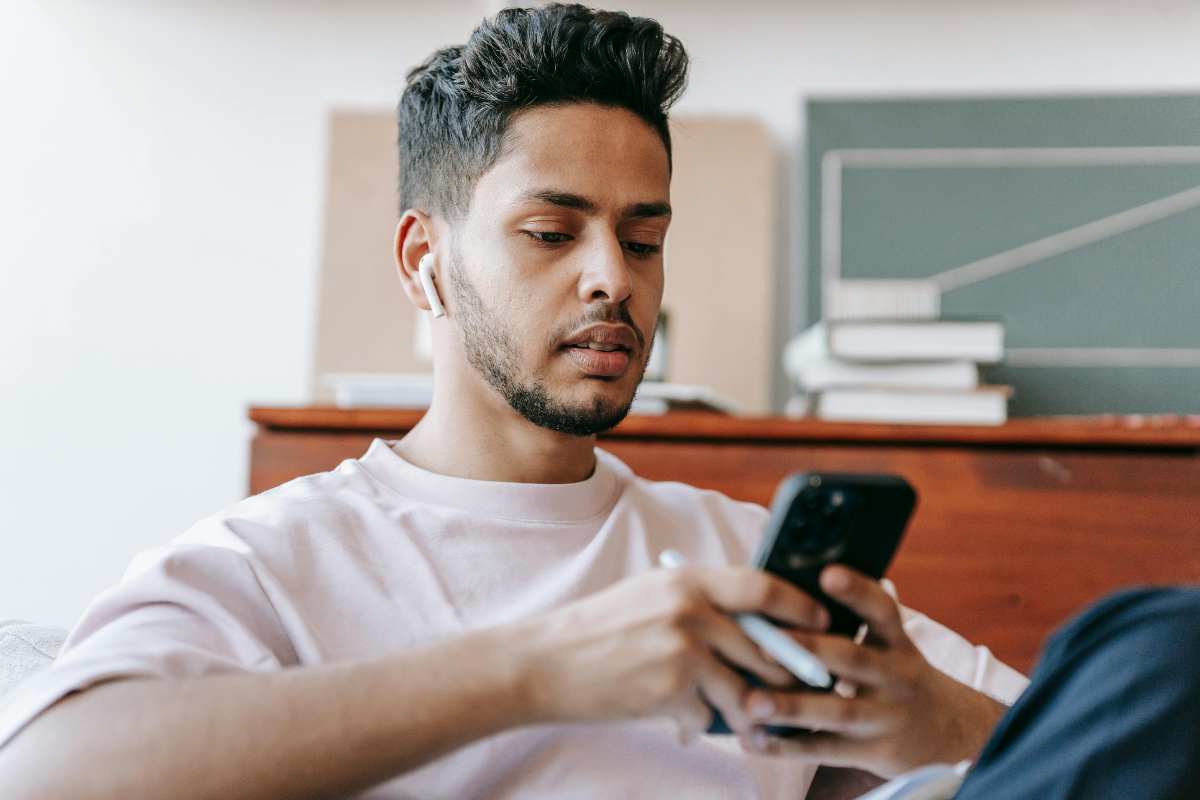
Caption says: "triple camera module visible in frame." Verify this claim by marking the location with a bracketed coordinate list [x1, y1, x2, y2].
[779, 476, 857, 569]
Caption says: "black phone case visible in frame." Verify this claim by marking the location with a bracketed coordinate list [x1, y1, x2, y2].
[706, 472, 916, 737]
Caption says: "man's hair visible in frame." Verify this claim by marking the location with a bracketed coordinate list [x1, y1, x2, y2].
[397, 3, 689, 217]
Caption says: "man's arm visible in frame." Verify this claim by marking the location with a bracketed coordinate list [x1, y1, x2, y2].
[0, 564, 830, 799]
[0, 625, 531, 800]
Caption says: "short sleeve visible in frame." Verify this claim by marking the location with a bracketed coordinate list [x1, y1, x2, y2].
[0, 543, 295, 749]
[880, 579, 1029, 705]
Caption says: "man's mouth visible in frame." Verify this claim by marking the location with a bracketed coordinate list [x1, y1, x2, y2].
[562, 345, 631, 377]
[566, 342, 627, 352]
[560, 324, 638, 377]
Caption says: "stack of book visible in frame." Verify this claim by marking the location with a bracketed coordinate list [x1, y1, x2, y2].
[630, 382, 740, 415]
[783, 318, 1011, 426]
[322, 373, 434, 409]
[320, 374, 740, 417]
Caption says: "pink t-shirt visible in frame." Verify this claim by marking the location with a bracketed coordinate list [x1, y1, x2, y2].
[0, 439, 1026, 798]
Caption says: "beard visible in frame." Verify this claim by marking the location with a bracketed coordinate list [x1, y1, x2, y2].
[446, 250, 649, 437]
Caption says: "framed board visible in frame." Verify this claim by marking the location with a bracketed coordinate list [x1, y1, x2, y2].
[806, 95, 1200, 415]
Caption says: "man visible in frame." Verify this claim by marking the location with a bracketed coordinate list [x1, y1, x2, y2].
[0, 6, 1025, 798]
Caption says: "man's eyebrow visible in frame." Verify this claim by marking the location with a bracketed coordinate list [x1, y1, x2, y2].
[521, 190, 598, 213]
[623, 201, 672, 219]
[519, 190, 672, 219]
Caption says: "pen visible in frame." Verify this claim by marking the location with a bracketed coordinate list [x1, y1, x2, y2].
[657, 549, 833, 690]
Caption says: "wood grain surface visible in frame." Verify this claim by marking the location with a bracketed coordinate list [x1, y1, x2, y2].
[248, 408, 1200, 673]
[249, 406, 1200, 448]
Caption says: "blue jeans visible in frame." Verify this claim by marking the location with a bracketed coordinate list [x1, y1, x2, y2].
[956, 587, 1200, 799]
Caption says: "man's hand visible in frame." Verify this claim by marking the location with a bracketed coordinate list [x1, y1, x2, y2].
[515, 565, 830, 740]
[741, 566, 1008, 778]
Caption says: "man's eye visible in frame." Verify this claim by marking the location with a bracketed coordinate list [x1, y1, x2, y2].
[524, 231, 573, 245]
[623, 241, 662, 256]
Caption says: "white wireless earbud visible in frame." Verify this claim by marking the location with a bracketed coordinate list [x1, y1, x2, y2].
[417, 253, 446, 318]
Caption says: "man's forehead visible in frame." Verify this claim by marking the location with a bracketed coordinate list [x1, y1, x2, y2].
[476, 103, 671, 212]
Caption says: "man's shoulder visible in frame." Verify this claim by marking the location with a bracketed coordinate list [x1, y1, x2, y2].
[175, 452, 397, 552]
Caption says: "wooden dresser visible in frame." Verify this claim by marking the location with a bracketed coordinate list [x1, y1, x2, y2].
[248, 408, 1200, 673]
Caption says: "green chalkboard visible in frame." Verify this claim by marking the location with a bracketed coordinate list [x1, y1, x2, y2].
[806, 95, 1200, 415]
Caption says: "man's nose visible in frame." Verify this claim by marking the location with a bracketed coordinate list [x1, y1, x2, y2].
[578, 235, 633, 304]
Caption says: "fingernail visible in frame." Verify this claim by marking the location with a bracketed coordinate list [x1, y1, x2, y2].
[821, 567, 849, 593]
[814, 607, 830, 630]
[751, 727, 769, 753]
[749, 695, 775, 720]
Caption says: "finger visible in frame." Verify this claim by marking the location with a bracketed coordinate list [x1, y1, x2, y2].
[755, 731, 877, 768]
[667, 688, 712, 746]
[786, 631, 896, 688]
[819, 566, 908, 647]
[745, 688, 894, 737]
[694, 567, 830, 631]
[699, 610, 795, 687]
[693, 651, 758, 735]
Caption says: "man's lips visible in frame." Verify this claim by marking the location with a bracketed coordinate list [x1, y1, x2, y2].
[560, 324, 638, 377]
[563, 345, 631, 377]
[561, 323, 639, 351]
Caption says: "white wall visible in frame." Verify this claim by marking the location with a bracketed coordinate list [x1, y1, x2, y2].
[4, 0, 1200, 628]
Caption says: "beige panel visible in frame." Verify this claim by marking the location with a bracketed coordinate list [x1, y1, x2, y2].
[310, 111, 426, 401]
[312, 111, 777, 412]
[664, 116, 776, 413]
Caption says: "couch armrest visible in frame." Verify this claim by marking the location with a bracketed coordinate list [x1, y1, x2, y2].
[0, 620, 67, 701]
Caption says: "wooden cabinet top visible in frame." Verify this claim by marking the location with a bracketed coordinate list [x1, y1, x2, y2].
[249, 406, 1200, 449]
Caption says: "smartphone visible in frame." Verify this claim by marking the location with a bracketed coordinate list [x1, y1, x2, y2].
[706, 472, 917, 736]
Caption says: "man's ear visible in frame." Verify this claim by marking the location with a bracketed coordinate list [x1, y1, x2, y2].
[394, 210, 443, 315]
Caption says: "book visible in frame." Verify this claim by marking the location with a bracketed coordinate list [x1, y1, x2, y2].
[783, 323, 978, 391]
[826, 279, 941, 321]
[628, 396, 670, 415]
[812, 386, 1012, 426]
[631, 382, 740, 415]
[827, 319, 1005, 364]
[797, 358, 978, 392]
[322, 373, 434, 409]
[321, 376, 739, 415]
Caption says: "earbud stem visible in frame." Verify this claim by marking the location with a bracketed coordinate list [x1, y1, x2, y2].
[418, 255, 446, 318]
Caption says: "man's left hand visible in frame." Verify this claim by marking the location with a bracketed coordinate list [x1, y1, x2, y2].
[738, 565, 1008, 778]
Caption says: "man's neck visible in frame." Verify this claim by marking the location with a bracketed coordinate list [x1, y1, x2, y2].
[393, 383, 599, 485]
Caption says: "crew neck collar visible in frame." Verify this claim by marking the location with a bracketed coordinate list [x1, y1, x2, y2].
[356, 438, 624, 524]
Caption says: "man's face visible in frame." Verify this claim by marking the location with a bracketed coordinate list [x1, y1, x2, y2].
[445, 103, 670, 436]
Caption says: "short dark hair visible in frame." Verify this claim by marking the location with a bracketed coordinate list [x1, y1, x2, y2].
[397, 3, 689, 217]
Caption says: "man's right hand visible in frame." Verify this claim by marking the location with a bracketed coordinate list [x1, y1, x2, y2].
[515, 564, 831, 741]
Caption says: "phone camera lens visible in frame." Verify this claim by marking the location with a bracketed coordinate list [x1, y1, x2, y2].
[819, 524, 841, 548]
[795, 527, 823, 554]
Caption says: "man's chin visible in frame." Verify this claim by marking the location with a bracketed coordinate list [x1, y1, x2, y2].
[506, 384, 636, 437]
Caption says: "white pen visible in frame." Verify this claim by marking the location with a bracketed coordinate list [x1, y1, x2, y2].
[657, 549, 833, 690]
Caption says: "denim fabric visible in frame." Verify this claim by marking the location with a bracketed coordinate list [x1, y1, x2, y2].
[957, 587, 1200, 800]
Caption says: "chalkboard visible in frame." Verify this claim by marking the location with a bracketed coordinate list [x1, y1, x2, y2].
[805, 95, 1200, 415]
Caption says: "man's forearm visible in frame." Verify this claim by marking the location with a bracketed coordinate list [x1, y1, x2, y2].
[0, 625, 537, 800]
